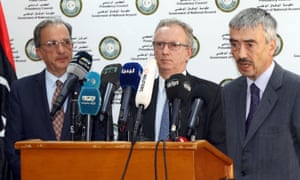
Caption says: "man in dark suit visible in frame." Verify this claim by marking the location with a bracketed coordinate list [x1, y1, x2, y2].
[138, 18, 225, 153]
[223, 8, 300, 179]
[4, 18, 105, 179]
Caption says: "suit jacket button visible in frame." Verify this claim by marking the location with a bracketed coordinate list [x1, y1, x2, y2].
[241, 170, 246, 176]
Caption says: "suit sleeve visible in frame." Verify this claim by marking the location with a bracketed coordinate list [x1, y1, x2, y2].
[205, 85, 226, 154]
[4, 82, 21, 178]
[291, 89, 300, 164]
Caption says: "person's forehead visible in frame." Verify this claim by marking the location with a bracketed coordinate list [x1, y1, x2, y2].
[40, 24, 70, 39]
[230, 25, 264, 41]
[154, 25, 186, 41]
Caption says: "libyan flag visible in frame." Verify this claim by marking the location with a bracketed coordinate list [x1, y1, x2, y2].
[0, 2, 17, 131]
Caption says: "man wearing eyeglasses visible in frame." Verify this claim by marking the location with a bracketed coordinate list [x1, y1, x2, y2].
[140, 18, 225, 153]
[4, 18, 105, 179]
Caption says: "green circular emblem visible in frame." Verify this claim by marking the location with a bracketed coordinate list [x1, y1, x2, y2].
[99, 36, 122, 60]
[60, 0, 82, 17]
[274, 34, 283, 56]
[191, 36, 200, 59]
[25, 39, 40, 61]
[136, 0, 159, 15]
[215, 0, 239, 13]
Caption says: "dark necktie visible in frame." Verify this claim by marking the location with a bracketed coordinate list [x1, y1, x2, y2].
[245, 83, 260, 135]
[158, 100, 170, 141]
[51, 80, 64, 140]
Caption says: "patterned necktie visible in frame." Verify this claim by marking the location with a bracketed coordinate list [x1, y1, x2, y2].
[51, 80, 64, 140]
[158, 100, 170, 141]
[245, 83, 260, 135]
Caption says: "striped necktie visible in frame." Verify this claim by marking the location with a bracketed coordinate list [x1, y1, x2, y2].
[51, 80, 64, 140]
[245, 83, 260, 135]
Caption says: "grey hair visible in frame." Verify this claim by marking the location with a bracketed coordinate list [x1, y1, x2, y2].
[33, 17, 72, 48]
[154, 18, 194, 47]
[229, 8, 277, 43]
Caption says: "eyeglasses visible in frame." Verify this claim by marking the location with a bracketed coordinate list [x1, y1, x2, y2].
[40, 39, 73, 49]
[152, 41, 190, 51]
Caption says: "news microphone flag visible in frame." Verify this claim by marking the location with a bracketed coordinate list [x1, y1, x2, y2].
[135, 59, 157, 109]
[118, 62, 143, 131]
[99, 63, 122, 122]
[165, 73, 191, 141]
[78, 71, 101, 115]
[119, 62, 143, 91]
[132, 58, 157, 141]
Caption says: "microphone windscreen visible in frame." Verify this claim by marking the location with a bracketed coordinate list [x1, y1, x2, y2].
[119, 62, 143, 92]
[135, 58, 157, 109]
[78, 71, 101, 115]
[190, 85, 209, 102]
[67, 51, 93, 80]
[84, 71, 101, 88]
[101, 63, 122, 89]
[165, 74, 191, 102]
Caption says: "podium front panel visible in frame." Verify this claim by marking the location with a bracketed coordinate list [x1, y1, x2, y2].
[15, 140, 233, 180]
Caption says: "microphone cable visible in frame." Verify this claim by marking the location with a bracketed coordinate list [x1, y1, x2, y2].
[121, 141, 136, 180]
[154, 140, 168, 180]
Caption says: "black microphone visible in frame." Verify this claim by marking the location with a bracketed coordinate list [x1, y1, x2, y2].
[165, 73, 191, 141]
[132, 59, 157, 142]
[70, 90, 79, 140]
[50, 51, 92, 117]
[118, 62, 143, 132]
[186, 85, 208, 141]
[99, 63, 122, 122]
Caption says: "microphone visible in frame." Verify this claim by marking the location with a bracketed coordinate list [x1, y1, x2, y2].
[78, 71, 101, 140]
[186, 85, 208, 141]
[132, 58, 157, 142]
[118, 62, 143, 132]
[99, 63, 122, 122]
[70, 90, 79, 140]
[165, 74, 191, 141]
[50, 51, 92, 117]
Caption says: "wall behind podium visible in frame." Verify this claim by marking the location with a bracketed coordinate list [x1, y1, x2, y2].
[2, 0, 300, 85]
[2, 1, 300, 131]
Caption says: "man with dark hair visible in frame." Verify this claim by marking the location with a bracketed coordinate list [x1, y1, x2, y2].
[4, 18, 104, 179]
[223, 8, 300, 179]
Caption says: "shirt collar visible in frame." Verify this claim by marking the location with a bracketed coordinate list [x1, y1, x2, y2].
[247, 61, 275, 92]
[45, 69, 68, 87]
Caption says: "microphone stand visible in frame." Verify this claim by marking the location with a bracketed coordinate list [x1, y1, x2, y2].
[70, 91, 78, 141]
[169, 99, 180, 141]
[86, 115, 93, 141]
[132, 105, 144, 143]
[187, 116, 199, 141]
[105, 106, 113, 141]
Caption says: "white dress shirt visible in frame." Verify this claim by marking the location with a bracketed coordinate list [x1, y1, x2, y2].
[246, 61, 274, 119]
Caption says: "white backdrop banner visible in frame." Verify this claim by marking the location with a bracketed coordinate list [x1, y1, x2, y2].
[2, 0, 300, 84]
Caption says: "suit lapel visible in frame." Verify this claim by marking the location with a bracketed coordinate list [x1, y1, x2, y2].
[37, 70, 58, 139]
[38, 70, 53, 121]
[235, 78, 248, 145]
[243, 63, 283, 146]
[38, 70, 50, 117]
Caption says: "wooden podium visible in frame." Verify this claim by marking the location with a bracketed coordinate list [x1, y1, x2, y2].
[15, 140, 234, 180]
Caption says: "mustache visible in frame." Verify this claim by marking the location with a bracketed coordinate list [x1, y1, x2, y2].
[237, 58, 252, 64]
